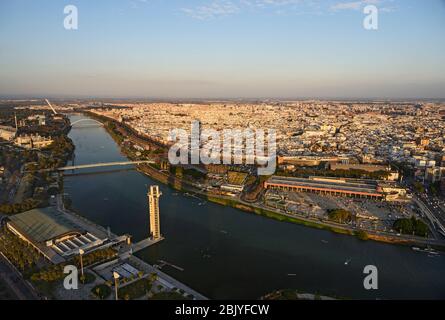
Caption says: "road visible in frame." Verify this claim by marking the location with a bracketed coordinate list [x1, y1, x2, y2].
[0, 253, 40, 300]
[415, 194, 445, 238]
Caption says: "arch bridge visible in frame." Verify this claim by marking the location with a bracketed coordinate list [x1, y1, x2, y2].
[70, 119, 104, 127]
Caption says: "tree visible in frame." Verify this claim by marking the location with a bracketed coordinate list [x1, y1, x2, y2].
[149, 273, 158, 283]
[327, 209, 352, 224]
[393, 217, 429, 237]
[413, 182, 425, 193]
[356, 230, 369, 241]
[430, 182, 441, 196]
[92, 284, 111, 300]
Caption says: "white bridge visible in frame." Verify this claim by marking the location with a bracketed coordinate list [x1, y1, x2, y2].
[32, 160, 154, 173]
[70, 119, 104, 127]
[59, 160, 154, 171]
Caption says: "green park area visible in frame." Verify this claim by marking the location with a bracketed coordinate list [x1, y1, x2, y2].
[91, 284, 111, 300]
[0, 226, 40, 272]
[29, 247, 117, 296]
[327, 209, 353, 224]
[393, 217, 429, 237]
[150, 290, 192, 300]
[118, 277, 153, 300]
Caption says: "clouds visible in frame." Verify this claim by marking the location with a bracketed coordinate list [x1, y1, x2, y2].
[181, 0, 396, 19]
[181, 0, 317, 19]
[331, 1, 365, 10]
[330, 0, 395, 12]
[181, 1, 240, 20]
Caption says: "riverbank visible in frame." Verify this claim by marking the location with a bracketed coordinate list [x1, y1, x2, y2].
[81, 111, 445, 250]
[63, 113, 445, 300]
[138, 166, 438, 247]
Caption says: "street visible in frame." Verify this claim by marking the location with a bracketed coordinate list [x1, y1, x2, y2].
[0, 253, 40, 300]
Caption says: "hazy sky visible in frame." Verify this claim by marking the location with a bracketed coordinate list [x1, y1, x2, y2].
[0, 0, 444, 99]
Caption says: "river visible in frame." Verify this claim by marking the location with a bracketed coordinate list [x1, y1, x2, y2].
[64, 115, 445, 299]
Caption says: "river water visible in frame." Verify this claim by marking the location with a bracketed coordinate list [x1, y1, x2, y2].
[64, 115, 445, 299]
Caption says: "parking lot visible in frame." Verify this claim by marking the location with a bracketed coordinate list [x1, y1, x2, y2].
[264, 189, 418, 232]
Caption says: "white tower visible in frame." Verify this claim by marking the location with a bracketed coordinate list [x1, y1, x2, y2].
[148, 185, 162, 240]
[14, 113, 18, 132]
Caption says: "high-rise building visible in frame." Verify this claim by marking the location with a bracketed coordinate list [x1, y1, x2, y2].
[148, 185, 162, 240]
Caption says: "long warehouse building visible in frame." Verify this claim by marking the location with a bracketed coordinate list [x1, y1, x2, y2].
[264, 176, 385, 199]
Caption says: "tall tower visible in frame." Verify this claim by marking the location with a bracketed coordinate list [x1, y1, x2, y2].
[14, 113, 18, 132]
[148, 185, 162, 240]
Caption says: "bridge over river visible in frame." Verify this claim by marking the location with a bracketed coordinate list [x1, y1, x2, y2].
[32, 160, 155, 173]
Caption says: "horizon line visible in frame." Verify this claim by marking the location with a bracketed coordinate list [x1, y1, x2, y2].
[1, 95, 445, 103]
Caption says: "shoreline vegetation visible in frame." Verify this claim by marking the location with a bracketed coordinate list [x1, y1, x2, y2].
[81, 111, 444, 251]
[261, 289, 338, 300]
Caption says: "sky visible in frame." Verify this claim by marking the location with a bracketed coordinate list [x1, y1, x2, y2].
[0, 0, 444, 99]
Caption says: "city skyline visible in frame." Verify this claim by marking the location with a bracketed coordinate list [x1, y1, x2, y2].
[1, 0, 445, 99]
